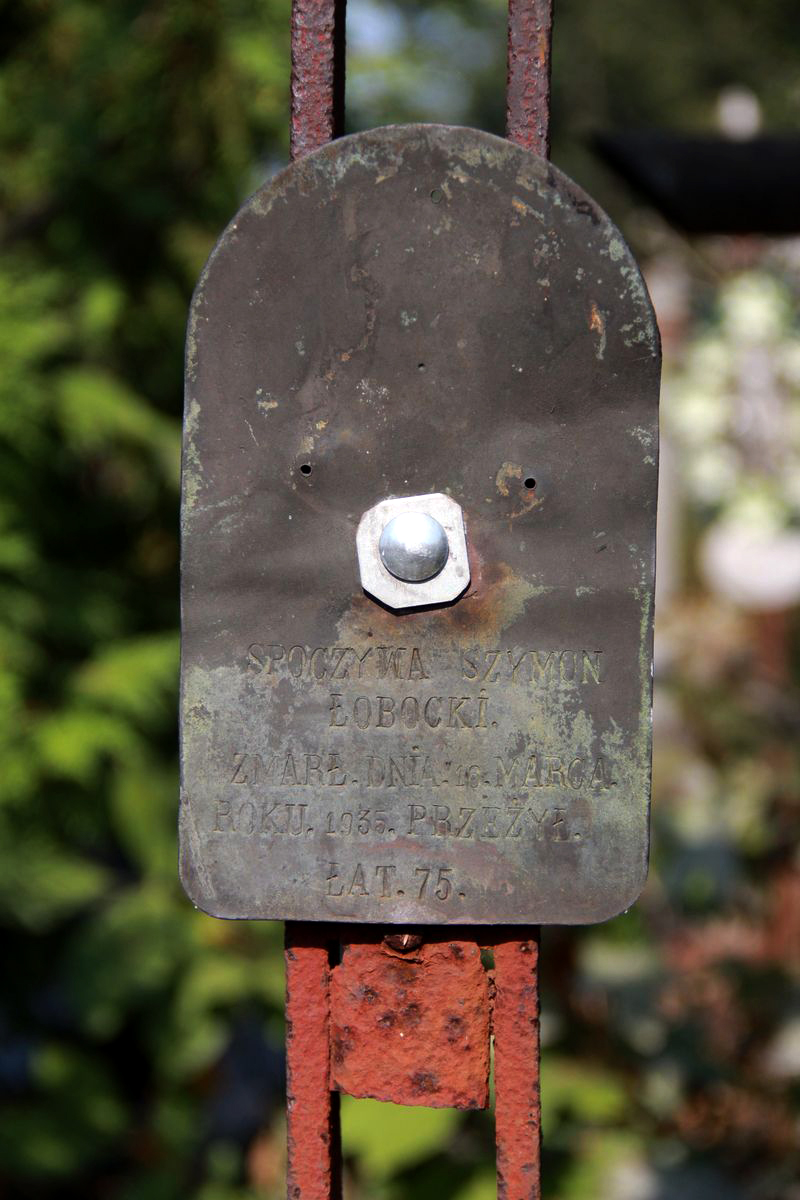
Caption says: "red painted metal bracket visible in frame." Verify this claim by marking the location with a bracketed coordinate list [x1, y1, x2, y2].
[285, 3, 551, 1196]
[286, 927, 542, 1198]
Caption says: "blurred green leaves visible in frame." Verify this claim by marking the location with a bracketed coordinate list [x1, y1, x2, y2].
[0, 2, 292, 1196]
[341, 1097, 461, 1181]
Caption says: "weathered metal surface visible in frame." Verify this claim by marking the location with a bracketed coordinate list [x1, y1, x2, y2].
[494, 933, 542, 1199]
[180, 123, 660, 926]
[285, 924, 340, 1200]
[507, 0, 552, 156]
[330, 932, 490, 1108]
[287, 7, 344, 1190]
[290, 0, 345, 162]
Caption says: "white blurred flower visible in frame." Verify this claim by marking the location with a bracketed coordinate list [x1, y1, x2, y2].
[669, 386, 728, 441]
[762, 1018, 800, 1079]
[685, 336, 731, 390]
[700, 518, 800, 610]
[673, 759, 720, 841]
[720, 273, 788, 343]
[685, 443, 737, 504]
[726, 485, 786, 532]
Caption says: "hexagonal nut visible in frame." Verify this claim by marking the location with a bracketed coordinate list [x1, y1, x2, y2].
[356, 493, 470, 610]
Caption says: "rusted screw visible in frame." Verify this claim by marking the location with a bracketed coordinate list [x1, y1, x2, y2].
[383, 932, 423, 954]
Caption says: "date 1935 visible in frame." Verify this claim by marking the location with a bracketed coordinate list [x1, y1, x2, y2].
[325, 862, 464, 901]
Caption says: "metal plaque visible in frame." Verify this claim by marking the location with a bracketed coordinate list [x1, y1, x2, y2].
[180, 125, 660, 925]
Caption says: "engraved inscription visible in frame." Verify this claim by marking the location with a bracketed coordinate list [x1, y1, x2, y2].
[213, 801, 582, 843]
[494, 752, 614, 790]
[328, 692, 490, 729]
[325, 809, 390, 836]
[461, 648, 604, 684]
[230, 751, 348, 785]
[227, 749, 615, 793]
[214, 799, 313, 836]
[220, 640, 615, 869]
[405, 803, 578, 841]
[247, 642, 606, 687]
[248, 643, 430, 681]
[325, 862, 465, 901]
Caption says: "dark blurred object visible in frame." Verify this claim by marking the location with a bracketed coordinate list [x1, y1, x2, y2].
[594, 132, 800, 234]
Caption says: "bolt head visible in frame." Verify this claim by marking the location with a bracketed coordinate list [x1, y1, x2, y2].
[356, 493, 470, 611]
[379, 512, 449, 582]
[383, 932, 423, 954]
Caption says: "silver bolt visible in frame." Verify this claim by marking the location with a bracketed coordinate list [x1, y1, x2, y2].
[379, 512, 449, 583]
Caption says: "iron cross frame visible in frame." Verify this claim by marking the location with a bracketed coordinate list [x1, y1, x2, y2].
[284, 3, 552, 1197]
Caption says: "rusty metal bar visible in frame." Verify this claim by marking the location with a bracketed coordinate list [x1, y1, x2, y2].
[286, 2, 346, 1191]
[502, 6, 549, 1189]
[290, 0, 346, 161]
[285, 924, 341, 1200]
[506, 0, 553, 157]
[494, 932, 542, 1199]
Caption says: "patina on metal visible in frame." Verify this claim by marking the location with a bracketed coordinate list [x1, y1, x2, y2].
[180, 123, 660, 927]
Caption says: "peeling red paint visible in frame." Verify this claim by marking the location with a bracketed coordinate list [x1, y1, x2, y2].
[330, 934, 490, 1109]
[494, 932, 542, 1200]
[506, 0, 553, 157]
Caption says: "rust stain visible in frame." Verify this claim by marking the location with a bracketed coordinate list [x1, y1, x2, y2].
[285, 924, 340, 1200]
[289, 0, 345, 163]
[496, 462, 541, 522]
[337, 540, 544, 646]
[330, 935, 490, 1109]
[589, 301, 607, 360]
[496, 461, 523, 496]
[494, 932, 542, 1199]
[506, 0, 553, 157]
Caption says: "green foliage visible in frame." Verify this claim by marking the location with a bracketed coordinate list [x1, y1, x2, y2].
[0, 2, 292, 1196]
[341, 1097, 461, 1181]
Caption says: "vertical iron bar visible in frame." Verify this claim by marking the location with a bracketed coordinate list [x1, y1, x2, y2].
[286, 5, 346, 1189]
[494, 932, 542, 1200]
[506, 0, 553, 157]
[285, 924, 341, 1200]
[290, 0, 347, 161]
[497, 7, 550, 1190]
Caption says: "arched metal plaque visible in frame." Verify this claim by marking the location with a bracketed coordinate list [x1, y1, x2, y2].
[180, 125, 660, 925]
